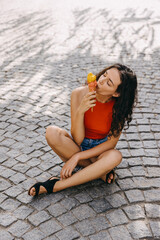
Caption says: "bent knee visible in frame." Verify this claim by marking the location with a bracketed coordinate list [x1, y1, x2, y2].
[111, 149, 122, 165]
[100, 149, 122, 165]
[45, 125, 61, 144]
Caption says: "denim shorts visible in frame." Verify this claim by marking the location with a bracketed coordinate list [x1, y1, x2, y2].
[81, 136, 108, 151]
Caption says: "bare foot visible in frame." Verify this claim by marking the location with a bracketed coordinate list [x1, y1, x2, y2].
[28, 177, 59, 196]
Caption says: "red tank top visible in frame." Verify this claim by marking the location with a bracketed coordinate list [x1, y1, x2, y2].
[84, 99, 115, 139]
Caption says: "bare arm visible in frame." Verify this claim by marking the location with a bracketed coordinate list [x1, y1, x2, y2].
[70, 88, 96, 146]
[70, 89, 85, 145]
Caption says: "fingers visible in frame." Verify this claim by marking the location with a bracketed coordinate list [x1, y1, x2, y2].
[60, 168, 72, 180]
[86, 91, 96, 99]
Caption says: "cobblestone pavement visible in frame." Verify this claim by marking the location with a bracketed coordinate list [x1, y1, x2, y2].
[0, 0, 160, 239]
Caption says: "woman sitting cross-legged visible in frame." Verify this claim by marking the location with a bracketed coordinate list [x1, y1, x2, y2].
[28, 63, 137, 196]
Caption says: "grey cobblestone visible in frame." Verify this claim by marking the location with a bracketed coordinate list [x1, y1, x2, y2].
[55, 226, 80, 240]
[8, 220, 31, 237]
[23, 229, 45, 240]
[123, 204, 145, 220]
[108, 225, 132, 240]
[0, 230, 13, 240]
[74, 219, 96, 236]
[127, 220, 152, 239]
[89, 231, 112, 240]
[57, 212, 78, 227]
[145, 204, 160, 218]
[106, 209, 128, 226]
[0, 1, 160, 239]
[39, 219, 62, 236]
[27, 210, 51, 226]
[71, 204, 96, 220]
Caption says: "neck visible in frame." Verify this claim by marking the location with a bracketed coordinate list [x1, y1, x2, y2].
[96, 92, 113, 103]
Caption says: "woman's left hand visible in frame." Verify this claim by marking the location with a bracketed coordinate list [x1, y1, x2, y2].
[60, 153, 81, 180]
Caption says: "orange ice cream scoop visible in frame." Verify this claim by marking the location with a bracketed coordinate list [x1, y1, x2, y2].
[87, 73, 97, 111]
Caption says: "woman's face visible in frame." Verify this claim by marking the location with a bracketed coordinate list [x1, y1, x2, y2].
[97, 68, 121, 97]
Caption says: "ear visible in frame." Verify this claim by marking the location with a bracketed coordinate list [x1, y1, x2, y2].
[112, 92, 120, 97]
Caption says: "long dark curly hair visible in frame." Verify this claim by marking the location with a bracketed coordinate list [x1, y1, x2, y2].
[96, 63, 138, 138]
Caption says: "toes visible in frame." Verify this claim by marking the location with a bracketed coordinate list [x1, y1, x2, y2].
[30, 187, 35, 196]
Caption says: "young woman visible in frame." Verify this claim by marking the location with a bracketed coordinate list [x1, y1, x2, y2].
[28, 63, 137, 196]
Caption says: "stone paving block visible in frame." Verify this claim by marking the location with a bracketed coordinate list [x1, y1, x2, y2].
[0, 192, 8, 203]
[1, 198, 21, 211]
[123, 204, 145, 220]
[0, 179, 11, 191]
[44, 236, 59, 240]
[9, 172, 26, 184]
[6, 149, 21, 158]
[74, 219, 96, 237]
[89, 198, 112, 213]
[87, 185, 105, 198]
[47, 203, 67, 217]
[60, 196, 79, 210]
[16, 191, 33, 204]
[12, 163, 30, 173]
[27, 158, 41, 167]
[26, 167, 42, 177]
[91, 216, 110, 231]
[0, 153, 8, 163]
[105, 193, 127, 208]
[72, 204, 96, 220]
[74, 190, 92, 203]
[4, 184, 24, 197]
[143, 140, 157, 148]
[28, 196, 52, 210]
[57, 212, 78, 227]
[0, 168, 16, 178]
[23, 229, 45, 240]
[144, 189, 160, 202]
[147, 167, 160, 177]
[39, 219, 62, 236]
[127, 220, 152, 239]
[8, 220, 31, 238]
[0, 213, 17, 227]
[55, 226, 80, 240]
[106, 209, 128, 226]
[145, 204, 160, 218]
[130, 148, 145, 157]
[129, 166, 146, 176]
[149, 220, 160, 238]
[145, 148, 159, 157]
[0, 230, 13, 240]
[117, 178, 137, 190]
[27, 210, 51, 226]
[142, 157, 159, 166]
[133, 176, 153, 189]
[129, 140, 143, 149]
[14, 205, 34, 220]
[116, 168, 132, 178]
[89, 231, 112, 240]
[108, 225, 132, 240]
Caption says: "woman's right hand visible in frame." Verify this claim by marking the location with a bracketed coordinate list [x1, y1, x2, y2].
[78, 91, 96, 114]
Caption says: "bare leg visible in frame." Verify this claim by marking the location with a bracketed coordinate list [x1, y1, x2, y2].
[45, 126, 91, 167]
[29, 149, 122, 196]
[45, 126, 114, 182]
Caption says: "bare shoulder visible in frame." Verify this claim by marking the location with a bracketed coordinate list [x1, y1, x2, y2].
[71, 86, 88, 102]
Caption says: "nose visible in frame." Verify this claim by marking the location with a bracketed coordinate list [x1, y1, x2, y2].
[99, 78, 105, 84]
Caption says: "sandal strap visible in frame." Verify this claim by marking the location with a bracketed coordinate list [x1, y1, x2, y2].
[41, 178, 59, 194]
[33, 182, 42, 196]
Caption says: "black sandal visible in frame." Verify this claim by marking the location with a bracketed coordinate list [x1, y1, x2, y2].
[106, 170, 115, 184]
[28, 177, 59, 196]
